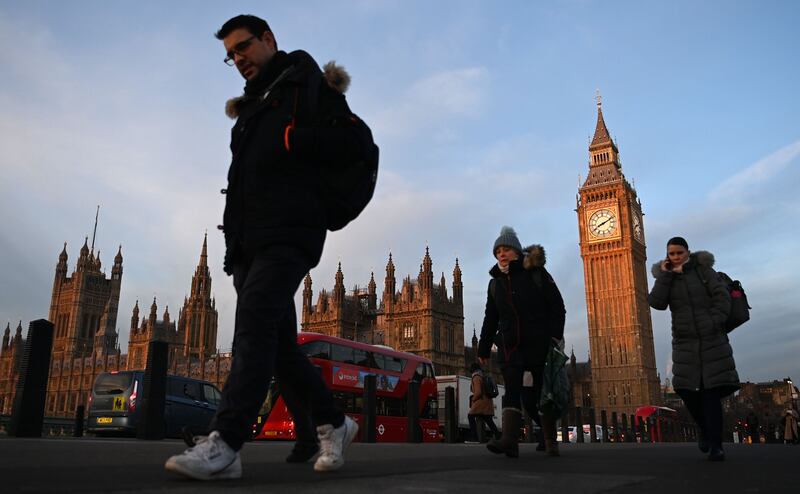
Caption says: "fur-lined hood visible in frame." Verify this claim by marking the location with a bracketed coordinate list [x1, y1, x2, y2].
[225, 55, 350, 119]
[523, 244, 546, 270]
[650, 250, 715, 278]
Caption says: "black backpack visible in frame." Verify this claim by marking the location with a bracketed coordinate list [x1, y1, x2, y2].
[304, 69, 379, 232]
[699, 270, 751, 332]
[483, 374, 499, 399]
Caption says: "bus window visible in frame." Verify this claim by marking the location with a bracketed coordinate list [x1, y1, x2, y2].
[421, 396, 438, 419]
[383, 355, 405, 373]
[300, 340, 331, 359]
[376, 396, 406, 417]
[331, 344, 355, 364]
[354, 349, 376, 368]
[413, 363, 424, 382]
[258, 380, 280, 418]
[333, 391, 363, 414]
[424, 363, 435, 378]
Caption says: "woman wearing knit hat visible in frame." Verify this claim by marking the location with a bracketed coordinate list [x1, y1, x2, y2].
[478, 226, 566, 458]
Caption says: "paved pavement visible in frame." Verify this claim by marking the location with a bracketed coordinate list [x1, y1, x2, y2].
[3, 437, 799, 493]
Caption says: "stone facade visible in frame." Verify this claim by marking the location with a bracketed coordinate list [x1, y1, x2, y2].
[574, 95, 662, 418]
[301, 248, 467, 376]
[0, 234, 229, 418]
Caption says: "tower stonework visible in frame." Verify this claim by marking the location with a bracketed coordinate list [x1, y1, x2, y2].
[576, 96, 661, 417]
[43, 238, 125, 417]
[177, 233, 219, 363]
[301, 248, 466, 376]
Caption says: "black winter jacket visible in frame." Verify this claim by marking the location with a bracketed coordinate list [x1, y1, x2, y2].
[478, 245, 566, 367]
[222, 50, 369, 270]
[648, 251, 739, 396]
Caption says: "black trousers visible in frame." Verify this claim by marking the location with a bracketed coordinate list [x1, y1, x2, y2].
[210, 247, 343, 451]
[502, 364, 544, 417]
[468, 414, 500, 441]
[677, 387, 723, 448]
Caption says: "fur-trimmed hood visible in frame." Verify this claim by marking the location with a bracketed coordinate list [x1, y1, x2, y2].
[650, 250, 715, 278]
[523, 244, 546, 270]
[225, 56, 350, 119]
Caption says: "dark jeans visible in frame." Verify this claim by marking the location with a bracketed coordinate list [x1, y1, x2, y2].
[677, 387, 723, 448]
[210, 247, 343, 451]
[468, 414, 500, 441]
[502, 364, 544, 417]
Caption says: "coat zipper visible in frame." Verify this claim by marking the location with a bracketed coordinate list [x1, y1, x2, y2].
[503, 272, 522, 361]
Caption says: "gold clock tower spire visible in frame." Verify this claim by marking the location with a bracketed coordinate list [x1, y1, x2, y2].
[576, 95, 661, 417]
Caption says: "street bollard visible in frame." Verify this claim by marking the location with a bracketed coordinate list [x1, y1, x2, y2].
[637, 416, 646, 443]
[444, 386, 457, 443]
[589, 408, 598, 443]
[363, 374, 377, 443]
[621, 413, 631, 442]
[575, 406, 584, 443]
[611, 411, 619, 443]
[600, 410, 609, 443]
[73, 405, 85, 438]
[9, 320, 54, 438]
[561, 411, 570, 444]
[137, 340, 168, 440]
[406, 381, 421, 443]
[522, 409, 534, 443]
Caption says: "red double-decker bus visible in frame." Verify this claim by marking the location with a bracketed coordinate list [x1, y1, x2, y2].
[635, 405, 678, 442]
[253, 333, 440, 443]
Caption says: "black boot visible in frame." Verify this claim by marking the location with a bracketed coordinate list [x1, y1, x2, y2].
[285, 440, 320, 463]
[535, 427, 546, 452]
[708, 445, 725, 462]
[698, 431, 709, 453]
[487, 408, 521, 458]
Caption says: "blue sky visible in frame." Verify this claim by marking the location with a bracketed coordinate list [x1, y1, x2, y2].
[1, 1, 798, 384]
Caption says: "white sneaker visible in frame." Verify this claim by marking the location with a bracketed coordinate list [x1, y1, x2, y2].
[165, 430, 242, 480]
[314, 416, 359, 472]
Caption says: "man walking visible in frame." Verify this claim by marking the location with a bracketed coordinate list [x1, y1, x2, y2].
[166, 14, 372, 480]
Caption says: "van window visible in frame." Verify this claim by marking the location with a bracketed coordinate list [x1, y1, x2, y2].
[94, 373, 133, 395]
[203, 384, 221, 405]
[168, 379, 200, 400]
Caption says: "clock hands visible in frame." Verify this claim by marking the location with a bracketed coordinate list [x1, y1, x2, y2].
[596, 217, 612, 228]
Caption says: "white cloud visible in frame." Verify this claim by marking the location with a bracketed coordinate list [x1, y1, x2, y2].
[709, 139, 800, 202]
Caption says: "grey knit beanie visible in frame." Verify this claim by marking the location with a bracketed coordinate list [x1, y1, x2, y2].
[493, 226, 522, 257]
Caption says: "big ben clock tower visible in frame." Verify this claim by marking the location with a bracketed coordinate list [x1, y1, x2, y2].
[577, 93, 661, 417]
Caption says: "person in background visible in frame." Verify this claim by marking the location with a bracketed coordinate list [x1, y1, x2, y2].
[467, 362, 500, 443]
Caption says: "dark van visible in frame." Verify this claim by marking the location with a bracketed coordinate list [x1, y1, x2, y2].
[87, 370, 222, 438]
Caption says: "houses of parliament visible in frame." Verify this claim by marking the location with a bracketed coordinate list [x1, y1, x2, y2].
[0, 98, 661, 419]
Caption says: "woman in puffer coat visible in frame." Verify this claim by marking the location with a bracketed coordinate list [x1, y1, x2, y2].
[648, 236, 739, 461]
[478, 226, 566, 458]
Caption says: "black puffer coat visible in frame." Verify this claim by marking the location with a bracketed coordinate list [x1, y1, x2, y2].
[648, 251, 739, 396]
[222, 50, 369, 269]
[478, 245, 566, 367]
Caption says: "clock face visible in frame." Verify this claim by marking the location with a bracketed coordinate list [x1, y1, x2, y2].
[632, 213, 643, 242]
[588, 209, 618, 238]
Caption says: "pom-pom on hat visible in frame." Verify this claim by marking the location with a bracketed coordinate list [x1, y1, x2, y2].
[493, 226, 522, 257]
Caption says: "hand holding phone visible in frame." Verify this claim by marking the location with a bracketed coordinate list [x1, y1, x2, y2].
[660, 259, 672, 272]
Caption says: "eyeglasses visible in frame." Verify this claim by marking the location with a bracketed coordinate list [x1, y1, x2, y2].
[224, 35, 257, 66]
